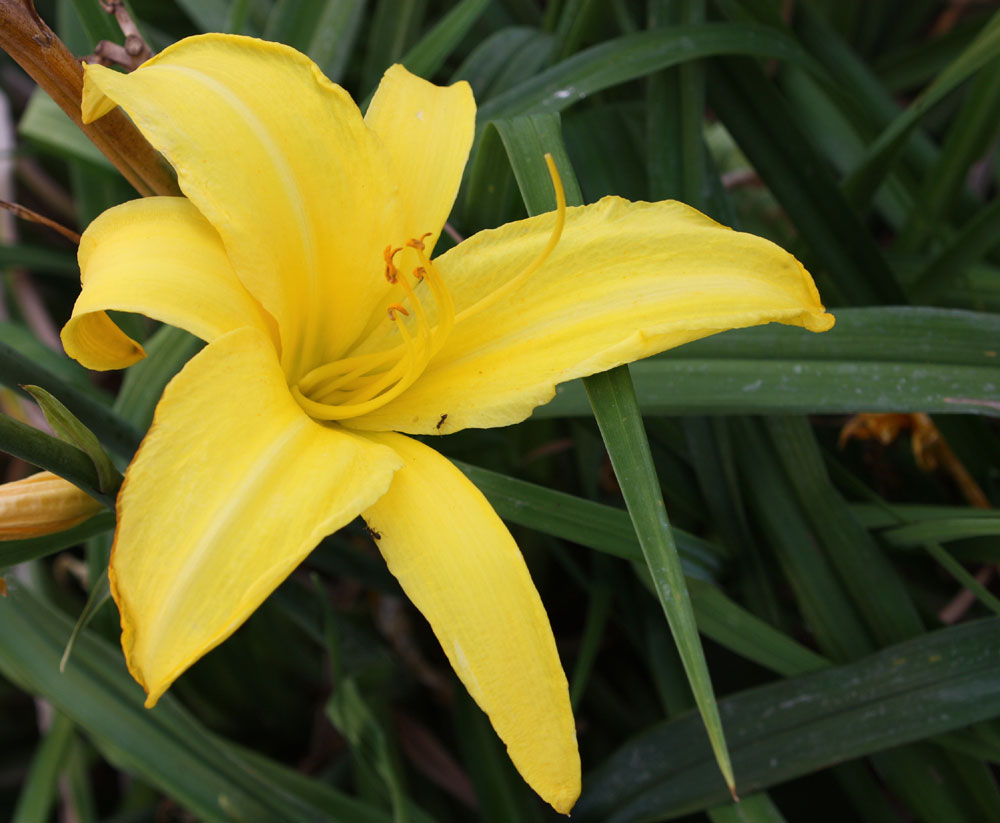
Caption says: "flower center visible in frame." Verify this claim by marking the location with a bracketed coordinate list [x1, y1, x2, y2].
[291, 154, 566, 423]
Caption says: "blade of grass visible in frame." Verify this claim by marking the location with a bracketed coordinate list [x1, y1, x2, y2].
[454, 459, 724, 576]
[496, 112, 736, 797]
[361, 0, 427, 96]
[922, 542, 1000, 617]
[0, 340, 141, 459]
[895, 56, 1000, 251]
[535, 306, 1000, 418]
[841, 10, 1000, 209]
[708, 793, 788, 823]
[0, 583, 402, 823]
[576, 618, 1000, 821]
[762, 416, 924, 645]
[477, 23, 823, 122]
[706, 57, 904, 305]
[113, 325, 202, 432]
[646, 0, 706, 203]
[0, 511, 114, 568]
[264, 0, 367, 84]
[401, 0, 491, 78]
[22, 385, 118, 493]
[0, 414, 116, 507]
[454, 460, 827, 677]
[734, 418, 875, 662]
[11, 710, 76, 823]
[910, 196, 1000, 301]
[586, 368, 736, 797]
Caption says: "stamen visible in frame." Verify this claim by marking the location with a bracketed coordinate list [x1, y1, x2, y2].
[295, 154, 564, 423]
[384, 245, 401, 282]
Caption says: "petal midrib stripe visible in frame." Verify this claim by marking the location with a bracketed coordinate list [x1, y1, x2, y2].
[144, 414, 313, 647]
[150, 64, 320, 372]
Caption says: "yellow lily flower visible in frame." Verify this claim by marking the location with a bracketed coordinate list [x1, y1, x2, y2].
[62, 34, 833, 813]
[0, 470, 102, 539]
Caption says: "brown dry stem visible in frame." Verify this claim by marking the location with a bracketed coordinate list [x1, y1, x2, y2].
[0, 0, 178, 197]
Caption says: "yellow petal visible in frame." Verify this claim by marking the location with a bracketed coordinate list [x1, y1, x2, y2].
[62, 197, 276, 371]
[0, 471, 102, 539]
[347, 196, 835, 434]
[82, 34, 405, 378]
[365, 64, 474, 256]
[361, 432, 579, 814]
[110, 326, 401, 706]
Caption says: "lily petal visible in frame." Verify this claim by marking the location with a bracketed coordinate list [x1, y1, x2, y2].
[82, 34, 405, 377]
[361, 432, 579, 814]
[365, 64, 474, 256]
[347, 197, 835, 434]
[62, 197, 276, 371]
[110, 326, 401, 706]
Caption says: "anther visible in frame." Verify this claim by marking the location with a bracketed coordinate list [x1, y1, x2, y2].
[384, 245, 401, 283]
[405, 232, 433, 252]
[387, 303, 409, 319]
[413, 267, 426, 281]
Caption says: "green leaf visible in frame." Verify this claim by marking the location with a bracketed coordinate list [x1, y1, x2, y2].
[172, 0, 229, 32]
[584, 367, 736, 797]
[910, 197, 1000, 301]
[66, 0, 121, 45]
[59, 569, 112, 673]
[0, 341, 142, 460]
[454, 460, 724, 578]
[22, 385, 120, 494]
[325, 679, 411, 821]
[842, 10, 1000, 209]
[451, 26, 554, 100]
[0, 584, 400, 823]
[705, 57, 905, 305]
[762, 416, 924, 646]
[881, 517, 1000, 548]
[577, 618, 1000, 821]
[734, 418, 874, 663]
[895, 56, 1000, 251]
[646, 0, 707, 204]
[0, 415, 113, 508]
[18, 90, 115, 171]
[536, 308, 1000, 418]
[264, 0, 367, 83]
[921, 542, 1000, 617]
[0, 511, 114, 570]
[113, 325, 203, 432]
[402, 0, 491, 78]
[497, 110, 736, 795]
[11, 711, 77, 823]
[686, 581, 830, 678]
[361, 0, 426, 96]
[478, 23, 823, 122]
[0, 243, 77, 273]
[708, 792, 788, 823]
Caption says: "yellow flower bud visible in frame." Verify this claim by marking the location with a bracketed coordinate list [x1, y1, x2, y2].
[0, 471, 103, 540]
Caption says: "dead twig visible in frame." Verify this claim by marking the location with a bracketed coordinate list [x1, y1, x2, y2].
[83, 1, 152, 71]
[0, 199, 80, 243]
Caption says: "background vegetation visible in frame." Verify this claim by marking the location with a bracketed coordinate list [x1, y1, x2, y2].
[1, 0, 999, 820]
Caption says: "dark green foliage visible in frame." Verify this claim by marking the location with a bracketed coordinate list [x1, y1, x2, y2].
[1, 1, 998, 820]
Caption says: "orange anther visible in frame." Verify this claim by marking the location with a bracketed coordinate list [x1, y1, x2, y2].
[406, 232, 433, 252]
[413, 266, 426, 280]
[387, 303, 409, 319]
[383, 245, 401, 283]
